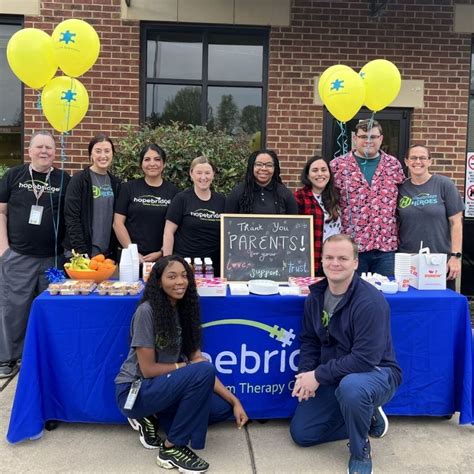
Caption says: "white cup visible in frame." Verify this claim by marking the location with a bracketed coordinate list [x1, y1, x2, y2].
[396, 275, 411, 292]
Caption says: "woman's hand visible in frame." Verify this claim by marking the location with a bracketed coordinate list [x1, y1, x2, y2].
[232, 400, 248, 429]
[142, 251, 162, 262]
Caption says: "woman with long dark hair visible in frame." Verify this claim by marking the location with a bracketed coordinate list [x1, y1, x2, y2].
[113, 143, 179, 263]
[64, 133, 121, 258]
[225, 149, 298, 214]
[294, 156, 341, 275]
[115, 255, 247, 473]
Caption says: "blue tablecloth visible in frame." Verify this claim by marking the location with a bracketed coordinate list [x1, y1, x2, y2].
[7, 287, 473, 443]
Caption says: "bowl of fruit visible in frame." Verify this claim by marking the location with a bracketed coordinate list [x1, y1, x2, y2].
[64, 251, 117, 283]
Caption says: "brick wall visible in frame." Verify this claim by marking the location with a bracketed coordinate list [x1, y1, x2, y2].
[24, 0, 140, 172]
[268, 0, 473, 191]
[23, 0, 473, 191]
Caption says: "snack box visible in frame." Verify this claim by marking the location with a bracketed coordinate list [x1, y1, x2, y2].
[97, 281, 144, 296]
[48, 279, 97, 295]
[288, 276, 324, 287]
[288, 276, 324, 295]
[196, 277, 227, 297]
[142, 262, 155, 282]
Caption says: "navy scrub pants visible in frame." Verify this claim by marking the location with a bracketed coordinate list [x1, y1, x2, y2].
[290, 367, 398, 458]
[116, 361, 232, 449]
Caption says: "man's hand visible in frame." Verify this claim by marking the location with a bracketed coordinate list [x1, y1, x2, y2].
[291, 371, 319, 402]
[447, 256, 461, 280]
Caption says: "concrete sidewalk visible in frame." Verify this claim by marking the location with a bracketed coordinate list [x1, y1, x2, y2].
[1, 375, 473, 473]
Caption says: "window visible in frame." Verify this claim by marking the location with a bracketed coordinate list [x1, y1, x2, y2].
[0, 19, 22, 168]
[142, 25, 268, 145]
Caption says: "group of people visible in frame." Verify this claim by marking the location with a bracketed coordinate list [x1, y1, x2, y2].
[0, 121, 464, 474]
[113, 234, 401, 474]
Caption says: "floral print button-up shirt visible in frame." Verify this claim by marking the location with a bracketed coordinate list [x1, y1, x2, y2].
[330, 151, 405, 253]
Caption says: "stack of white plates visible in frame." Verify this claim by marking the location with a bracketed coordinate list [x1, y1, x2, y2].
[248, 279, 279, 295]
[394, 253, 412, 285]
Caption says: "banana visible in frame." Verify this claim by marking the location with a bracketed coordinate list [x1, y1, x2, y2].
[69, 250, 91, 271]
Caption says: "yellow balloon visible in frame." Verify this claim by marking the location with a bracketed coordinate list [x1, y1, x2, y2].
[52, 19, 100, 77]
[6, 28, 58, 89]
[360, 59, 401, 112]
[321, 68, 365, 123]
[41, 76, 89, 132]
[318, 64, 351, 102]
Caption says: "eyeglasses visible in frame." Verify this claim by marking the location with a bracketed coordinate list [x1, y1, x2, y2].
[407, 156, 430, 162]
[356, 135, 381, 140]
[254, 162, 275, 169]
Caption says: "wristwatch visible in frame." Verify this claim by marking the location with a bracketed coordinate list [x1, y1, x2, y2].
[449, 252, 462, 259]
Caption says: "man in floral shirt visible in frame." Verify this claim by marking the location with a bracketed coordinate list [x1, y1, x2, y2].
[330, 120, 405, 275]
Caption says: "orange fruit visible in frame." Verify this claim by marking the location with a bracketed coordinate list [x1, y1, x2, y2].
[89, 260, 99, 270]
[92, 254, 105, 262]
[104, 258, 115, 265]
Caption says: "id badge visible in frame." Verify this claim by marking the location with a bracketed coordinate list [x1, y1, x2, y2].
[124, 379, 142, 410]
[29, 205, 44, 225]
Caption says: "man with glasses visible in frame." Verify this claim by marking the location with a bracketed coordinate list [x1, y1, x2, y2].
[290, 234, 401, 474]
[0, 131, 70, 378]
[330, 119, 404, 275]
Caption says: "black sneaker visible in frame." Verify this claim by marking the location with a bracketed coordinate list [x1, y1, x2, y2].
[347, 440, 372, 474]
[127, 416, 161, 449]
[157, 444, 209, 473]
[368, 406, 388, 438]
[0, 361, 16, 379]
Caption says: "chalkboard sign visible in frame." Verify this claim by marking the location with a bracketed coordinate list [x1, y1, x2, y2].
[220, 214, 314, 282]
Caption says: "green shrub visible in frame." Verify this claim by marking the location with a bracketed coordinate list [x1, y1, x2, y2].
[0, 164, 9, 180]
[113, 123, 251, 194]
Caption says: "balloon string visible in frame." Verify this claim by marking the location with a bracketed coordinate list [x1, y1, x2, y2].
[36, 91, 42, 110]
[363, 112, 376, 160]
[335, 121, 348, 158]
[65, 77, 74, 132]
[50, 133, 67, 268]
[59, 133, 67, 162]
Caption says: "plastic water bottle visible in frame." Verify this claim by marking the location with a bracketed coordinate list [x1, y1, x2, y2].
[204, 257, 214, 278]
[194, 257, 204, 278]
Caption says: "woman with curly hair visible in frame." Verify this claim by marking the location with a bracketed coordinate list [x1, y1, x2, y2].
[225, 149, 298, 214]
[115, 255, 247, 473]
[294, 156, 341, 275]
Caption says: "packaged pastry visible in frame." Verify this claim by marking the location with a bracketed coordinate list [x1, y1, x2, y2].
[48, 279, 96, 295]
[97, 280, 144, 295]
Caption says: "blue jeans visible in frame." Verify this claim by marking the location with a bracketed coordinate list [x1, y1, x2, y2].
[290, 367, 398, 458]
[357, 250, 394, 276]
[116, 361, 232, 449]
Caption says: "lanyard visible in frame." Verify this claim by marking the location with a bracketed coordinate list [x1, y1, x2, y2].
[29, 165, 53, 205]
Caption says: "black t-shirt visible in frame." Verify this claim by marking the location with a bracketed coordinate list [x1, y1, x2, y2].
[225, 181, 298, 214]
[166, 188, 225, 258]
[0, 164, 71, 256]
[115, 178, 179, 255]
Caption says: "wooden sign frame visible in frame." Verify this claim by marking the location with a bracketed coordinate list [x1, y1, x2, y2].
[220, 213, 314, 283]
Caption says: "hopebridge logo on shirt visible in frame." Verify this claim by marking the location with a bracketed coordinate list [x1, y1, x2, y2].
[133, 195, 171, 207]
[190, 208, 221, 221]
[18, 180, 61, 194]
[399, 192, 438, 209]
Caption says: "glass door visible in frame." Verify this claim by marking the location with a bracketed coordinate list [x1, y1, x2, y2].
[322, 108, 411, 169]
